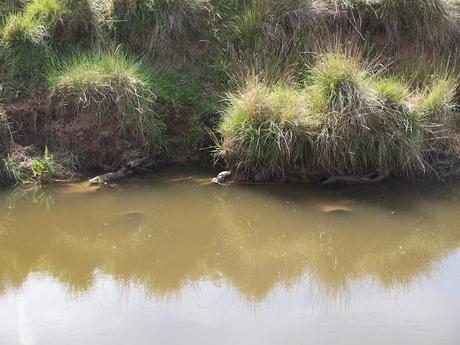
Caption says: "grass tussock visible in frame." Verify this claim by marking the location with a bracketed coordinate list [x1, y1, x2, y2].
[217, 80, 322, 180]
[217, 51, 459, 180]
[416, 77, 457, 126]
[0, 1, 51, 88]
[48, 51, 165, 150]
[0, 0, 25, 16]
[111, 0, 211, 63]
[375, 0, 460, 49]
[228, 0, 316, 82]
[1, 0, 100, 48]
[323, 0, 460, 50]
[0, 0, 104, 93]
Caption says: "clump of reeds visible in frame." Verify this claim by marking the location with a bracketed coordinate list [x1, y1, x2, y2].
[308, 52, 429, 178]
[48, 51, 165, 150]
[216, 80, 322, 180]
[216, 50, 459, 181]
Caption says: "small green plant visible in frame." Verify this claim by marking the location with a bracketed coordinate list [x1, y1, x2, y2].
[120, 139, 132, 149]
[1, 153, 27, 184]
[31, 146, 55, 183]
[97, 130, 112, 138]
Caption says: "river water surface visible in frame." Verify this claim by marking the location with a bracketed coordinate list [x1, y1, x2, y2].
[0, 167, 459, 345]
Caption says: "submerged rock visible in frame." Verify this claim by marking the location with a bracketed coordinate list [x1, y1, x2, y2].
[319, 203, 353, 215]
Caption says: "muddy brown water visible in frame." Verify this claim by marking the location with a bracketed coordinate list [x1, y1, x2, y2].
[0, 167, 459, 345]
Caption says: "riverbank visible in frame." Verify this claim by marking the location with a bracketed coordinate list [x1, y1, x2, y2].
[1, 0, 460, 185]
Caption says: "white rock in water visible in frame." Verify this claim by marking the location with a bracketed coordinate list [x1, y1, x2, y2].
[217, 171, 231, 180]
[212, 171, 231, 185]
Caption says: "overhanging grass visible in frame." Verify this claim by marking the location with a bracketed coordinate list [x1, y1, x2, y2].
[1, 0, 103, 47]
[0, 0, 25, 21]
[308, 52, 427, 178]
[217, 52, 459, 180]
[216, 80, 322, 179]
[48, 51, 165, 151]
[0, 0, 104, 95]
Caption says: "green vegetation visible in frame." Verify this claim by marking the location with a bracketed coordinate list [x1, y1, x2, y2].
[0, 0, 459, 184]
[48, 51, 165, 151]
[111, 0, 211, 63]
[1, 153, 28, 184]
[31, 146, 56, 183]
[0, 1, 24, 20]
[369, 0, 459, 49]
[0, 0, 103, 94]
[2, 0, 100, 46]
[0, 145, 68, 185]
[228, 0, 313, 81]
[217, 52, 458, 180]
[216, 81, 321, 180]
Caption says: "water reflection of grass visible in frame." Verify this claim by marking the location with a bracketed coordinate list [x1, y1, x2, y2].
[0, 181, 459, 301]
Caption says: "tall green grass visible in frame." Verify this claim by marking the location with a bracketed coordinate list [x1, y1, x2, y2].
[324, 0, 460, 50]
[0, 0, 103, 95]
[228, 0, 314, 82]
[216, 80, 322, 179]
[0, 0, 25, 21]
[0, 11, 51, 93]
[376, 0, 459, 49]
[1, 0, 102, 46]
[111, 0, 210, 63]
[48, 51, 165, 151]
[217, 51, 459, 180]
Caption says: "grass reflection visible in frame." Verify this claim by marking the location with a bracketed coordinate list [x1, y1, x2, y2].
[0, 178, 459, 301]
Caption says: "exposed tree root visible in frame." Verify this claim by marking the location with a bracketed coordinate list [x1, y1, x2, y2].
[322, 170, 390, 185]
[89, 158, 149, 184]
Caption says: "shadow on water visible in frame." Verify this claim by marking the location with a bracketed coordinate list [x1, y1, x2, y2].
[1, 168, 460, 301]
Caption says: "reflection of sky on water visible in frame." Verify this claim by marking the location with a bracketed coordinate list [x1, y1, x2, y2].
[1, 249, 459, 345]
[0, 172, 459, 344]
